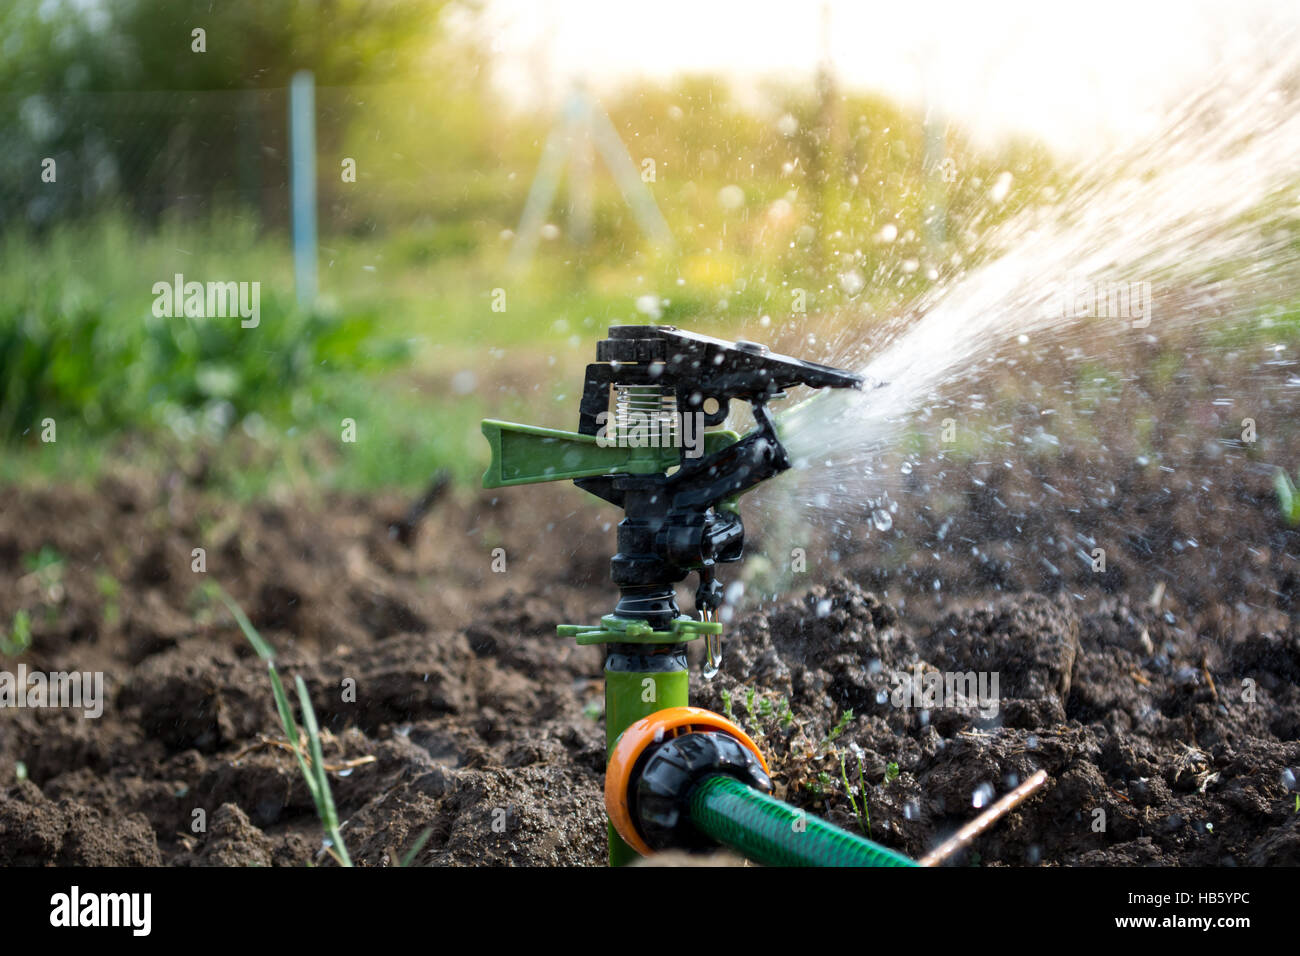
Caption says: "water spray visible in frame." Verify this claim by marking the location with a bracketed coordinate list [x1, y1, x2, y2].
[481, 325, 1041, 865]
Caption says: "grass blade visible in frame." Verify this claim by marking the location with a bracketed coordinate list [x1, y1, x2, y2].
[217, 585, 351, 866]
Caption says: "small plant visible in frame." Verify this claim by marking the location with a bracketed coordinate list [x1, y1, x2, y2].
[23, 545, 64, 576]
[95, 571, 121, 627]
[216, 587, 352, 866]
[885, 762, 901, 784]
[805, 770, 834, 797]
[399, 828, 435, 868]
[819, 707, 854, 753]
[720, 688, 734, 722]
[0, 609, 32, 656]
[22, 547, 65, 603]
[775, 697, 794, 728]
[839, 751, 871, 837]
[1276, 468, 1300, 525]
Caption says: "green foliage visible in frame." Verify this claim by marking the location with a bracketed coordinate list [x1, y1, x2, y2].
[96, 571, 122, 627]
[0, 222, 408, 442]
[0, 610, 32, 657]
[1276, 468, 1300, 525]
[23, 546, 63, 577]
[819, 707, 854, 752]
[839, 750, 870, 837]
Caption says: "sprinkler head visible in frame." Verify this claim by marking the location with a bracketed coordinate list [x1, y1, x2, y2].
[482, 325, 864, 631]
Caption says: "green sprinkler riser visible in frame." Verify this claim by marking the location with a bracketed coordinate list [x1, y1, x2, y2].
[603, 667, 690, 754]
[604, 654, 690, 867]
[690, 774, 917, 868]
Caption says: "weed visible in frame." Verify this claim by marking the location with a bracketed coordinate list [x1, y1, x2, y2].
[215, 586, 352, 866]
[720, 688, 734, 722]
[773, 697, 793, 728]
[819, 707, 854, 753]
[95, 571, 121, 627]
[839, 750, 871, 837]
[885, 762, 901, 784]
[1276, 468, 1300, 525]
[398, 828, 435, 868]
[22, 546, 64, 603]
[0, 609, 32, 657]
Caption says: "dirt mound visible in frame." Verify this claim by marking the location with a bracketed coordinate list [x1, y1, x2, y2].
[698, 579, 1299, 865]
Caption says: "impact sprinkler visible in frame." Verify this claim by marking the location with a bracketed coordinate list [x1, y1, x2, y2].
[481, 326, 1043, 866]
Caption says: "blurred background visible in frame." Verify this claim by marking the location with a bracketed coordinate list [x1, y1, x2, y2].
[0, 0, 1296, 497]
[0, 0, 1063, 495]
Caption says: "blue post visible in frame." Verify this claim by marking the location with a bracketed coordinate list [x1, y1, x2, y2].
[289, 70, 317, 307]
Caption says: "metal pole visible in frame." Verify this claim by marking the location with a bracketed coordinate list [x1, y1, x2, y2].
[289, 71, 317, 307]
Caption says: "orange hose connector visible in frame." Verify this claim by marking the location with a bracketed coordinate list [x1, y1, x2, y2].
[604, 706, 768, 857]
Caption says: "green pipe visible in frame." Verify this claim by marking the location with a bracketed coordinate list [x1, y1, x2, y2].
[689, 775, 917, 867]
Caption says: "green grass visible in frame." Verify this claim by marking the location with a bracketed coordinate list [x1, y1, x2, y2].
[215, 586, 352, 866]
[839, 750, 870, 837]
[0, 609, 33, 657]
[1276, 468, 1300, 525]
[215, 585, 442, 866]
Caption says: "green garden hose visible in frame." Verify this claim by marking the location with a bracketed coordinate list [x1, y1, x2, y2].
[689, 774, 917, 867]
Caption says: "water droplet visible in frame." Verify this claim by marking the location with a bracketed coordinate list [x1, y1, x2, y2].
[872, 508, 893, 531]
[972, 782, 995, 808]
[990, 171, 1012, 202]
